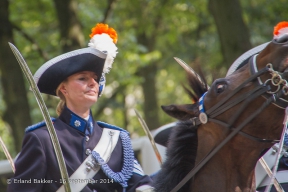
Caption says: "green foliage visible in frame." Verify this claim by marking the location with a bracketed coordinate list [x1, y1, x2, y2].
[242, 0, 288, 43]
[1, 0, 288, 144]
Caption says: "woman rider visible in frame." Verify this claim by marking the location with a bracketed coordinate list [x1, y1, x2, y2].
[7, 23, 153, 192]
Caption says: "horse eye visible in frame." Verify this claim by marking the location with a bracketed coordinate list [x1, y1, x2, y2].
[216, 84, 225, 93]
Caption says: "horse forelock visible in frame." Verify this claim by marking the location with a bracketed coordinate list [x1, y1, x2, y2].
[154, 121, 198, 192]
[183, 69, 208, 103]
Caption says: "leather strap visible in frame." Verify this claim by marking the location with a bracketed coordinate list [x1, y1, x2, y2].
[57, 128, 120, 192]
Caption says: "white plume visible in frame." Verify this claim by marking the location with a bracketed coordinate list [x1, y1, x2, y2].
[88, 33, 118, 73]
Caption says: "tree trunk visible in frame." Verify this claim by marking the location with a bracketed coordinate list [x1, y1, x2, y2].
[208, 0, 251, 67]
[53, 0, 84, 52]
[132, 0, 169, 131]
[0, 0, 32, 151]
[136, 31, 160, 130]
[139, 63, 160, 130]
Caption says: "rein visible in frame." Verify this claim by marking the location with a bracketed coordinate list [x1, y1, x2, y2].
[171, 55, 288, 192]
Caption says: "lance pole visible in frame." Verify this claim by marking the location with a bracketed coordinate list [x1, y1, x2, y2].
[0, 135, 15, 173]
[259, 157, 284, 192]
[134, 109, 162, 165]
[264, 107, 288, 192]
[8, 43, 71, 192]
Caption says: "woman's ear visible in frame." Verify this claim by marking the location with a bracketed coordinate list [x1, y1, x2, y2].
[59, 83, 67, 95]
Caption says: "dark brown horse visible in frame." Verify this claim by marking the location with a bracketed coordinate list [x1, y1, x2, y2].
[154, 29, 288, 191]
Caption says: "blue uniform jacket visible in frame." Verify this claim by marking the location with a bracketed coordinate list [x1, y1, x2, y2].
[7, 107, 152, 192]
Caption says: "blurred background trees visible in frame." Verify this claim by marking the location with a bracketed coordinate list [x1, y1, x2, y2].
[0, 0, 287, 189]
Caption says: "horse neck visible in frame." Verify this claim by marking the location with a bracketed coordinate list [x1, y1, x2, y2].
[191, 123, 269, 192]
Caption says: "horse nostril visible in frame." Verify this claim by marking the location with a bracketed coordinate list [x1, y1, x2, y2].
[275, 34, 288, 43]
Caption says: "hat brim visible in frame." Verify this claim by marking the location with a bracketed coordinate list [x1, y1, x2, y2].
[153, 122, 177, 147]
[34, 47, 107, 96]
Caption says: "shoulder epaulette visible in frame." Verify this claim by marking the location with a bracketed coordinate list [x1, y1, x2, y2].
[97, 121, 129, 134]
[25, 118, 56, 133]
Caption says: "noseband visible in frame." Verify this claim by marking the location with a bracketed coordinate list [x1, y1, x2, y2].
[171, 54, 288, 192]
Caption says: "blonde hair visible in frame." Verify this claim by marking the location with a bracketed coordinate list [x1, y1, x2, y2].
[56, 81, 66, 116]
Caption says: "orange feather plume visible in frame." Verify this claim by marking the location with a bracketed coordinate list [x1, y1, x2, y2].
[89, 23, 118, 44]
[274, 21, 288, 37]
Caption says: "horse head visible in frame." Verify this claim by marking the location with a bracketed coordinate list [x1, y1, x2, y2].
[155, 22, 288, 192]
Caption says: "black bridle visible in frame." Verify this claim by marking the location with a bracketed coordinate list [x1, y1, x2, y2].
[171, 54, 288, 192]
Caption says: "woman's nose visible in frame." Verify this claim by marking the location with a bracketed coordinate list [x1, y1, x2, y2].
[89, 78, 97, 86]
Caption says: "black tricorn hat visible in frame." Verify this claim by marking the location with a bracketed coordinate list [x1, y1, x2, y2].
[33, 47, 107, 96]
[153, 122, 177, 147]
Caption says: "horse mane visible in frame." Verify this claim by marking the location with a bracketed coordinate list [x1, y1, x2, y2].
[154, 70, 208, 192]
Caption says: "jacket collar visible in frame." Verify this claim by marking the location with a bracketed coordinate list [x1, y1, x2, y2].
[59, 106, 94, 134]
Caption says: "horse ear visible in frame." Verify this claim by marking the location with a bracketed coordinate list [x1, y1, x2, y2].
[161, 103, 199, 121]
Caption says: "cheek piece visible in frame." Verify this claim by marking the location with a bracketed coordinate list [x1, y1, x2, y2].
[98, 74, 106, 97]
